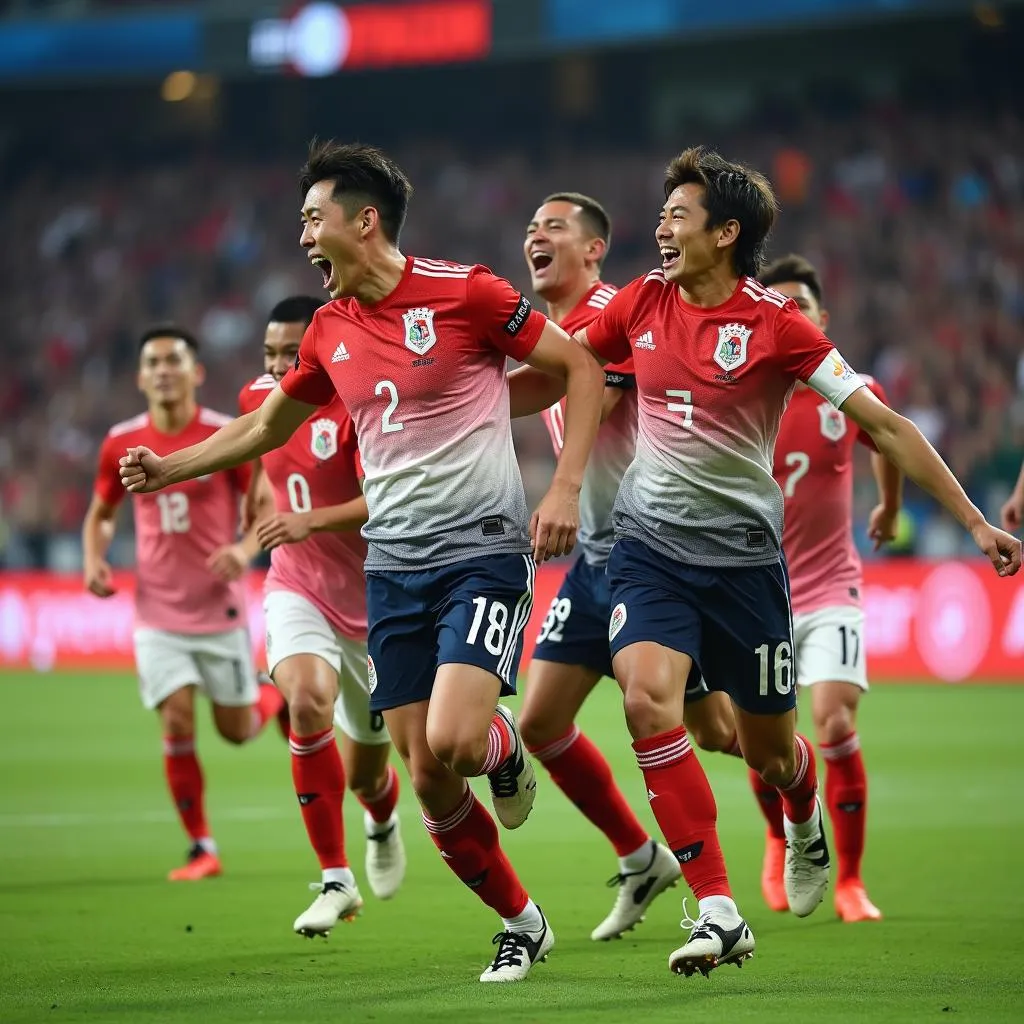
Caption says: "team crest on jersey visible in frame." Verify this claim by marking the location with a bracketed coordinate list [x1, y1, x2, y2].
[310, 418, 339, 461]
[609, 603, 628, 642]
[402, 307, 437, 356]
[818, 402, 847, 442]
[714, 323, 752, 372]
[367, 655, 377, 694]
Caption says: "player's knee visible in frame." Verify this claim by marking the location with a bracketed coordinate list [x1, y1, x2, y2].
[424, 723, 484, 778]
[215, 715, 251, 746]
[622, 680, 673, 739]
[158, 698, 193, 737]
[686, 715, 734, 753]
[405, 756, 451, 804]
[814, 700, 856, 746]
[518, 706, 560, 753]
[348, 766, 387, 801]
[287, 685, 335, 735]
[751, 749, 798, 789]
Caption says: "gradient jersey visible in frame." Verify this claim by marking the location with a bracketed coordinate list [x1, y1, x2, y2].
[586, 271, 866, 567]
[541, 282, 637, 566]
[93, 408, 250, 633]
[281, 257, 547, 571]
[776, 376, 889, 614]
[239, 376, 367, 640]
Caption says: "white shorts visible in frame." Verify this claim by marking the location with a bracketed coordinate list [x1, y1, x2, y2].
[793, 605, 868, 690]
[134, 627, 258, 711]
[264, 590, 389, 747]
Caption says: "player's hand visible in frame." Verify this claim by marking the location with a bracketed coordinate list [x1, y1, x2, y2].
[206, 543, 250, 582]
[84, 559, 116, 598]
[530, 480, 580, 562]
[119, 446, 168, 493]
[970, 520, 1022, 577]
[867, 504, 900, 551]
[257, 512, 312, 550]
[1000, 491, 1024, 534]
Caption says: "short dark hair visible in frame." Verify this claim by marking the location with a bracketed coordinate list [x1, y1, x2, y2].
[543, 191, 612, 248]
[138, 323, 198, 354]
[268, 296, 323, 328]
[664, 146, 778, 278]
[299, 139, 413, 245]
[759, 254, 824, 305]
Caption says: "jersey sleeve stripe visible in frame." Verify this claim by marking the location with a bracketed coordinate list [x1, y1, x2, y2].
[108, 412, 149, 437]
[199, 408, 233, 427]
[411, 267, 472, 279]
[741, 284, 786, 308]
[248, 376, 277, 391]
[643, 268, 668, 285]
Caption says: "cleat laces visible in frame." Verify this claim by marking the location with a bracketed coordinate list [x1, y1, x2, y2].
[489, 931, 528, 971]
[488, 752, 522, 798]
[679, 899, 716, 944]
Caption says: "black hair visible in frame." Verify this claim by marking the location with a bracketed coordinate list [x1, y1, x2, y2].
[137, 323, 198, 354]
[759, 253, 824, 305]
[267, 296, 323, 328]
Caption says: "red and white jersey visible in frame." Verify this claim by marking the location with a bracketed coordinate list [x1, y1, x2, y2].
[586, 271, 866, 567]
[281, 257, 547, 571]
[541, 282, 637, 566]
[239, 376, 367, 640]
[94, 408, 251, 633]
[776, 377, 889, 615]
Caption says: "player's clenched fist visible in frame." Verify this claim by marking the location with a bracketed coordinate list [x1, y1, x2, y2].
[530, 480, 580, 563]
[970, 520, 1022, 577]
[119, 446, 167, 493]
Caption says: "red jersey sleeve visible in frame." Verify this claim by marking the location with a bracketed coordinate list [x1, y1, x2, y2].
[466, 266, 547, 362]
[279, 315, 336, 407]
[93, 434, 127, 508]
[582, 280, 638, 365]
[855, 376, 891, 451]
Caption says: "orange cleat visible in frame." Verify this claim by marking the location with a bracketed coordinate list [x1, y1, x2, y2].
[168, 844, 223, 882]
[834, 880, 882, 922]
[761, 833, 789, 912]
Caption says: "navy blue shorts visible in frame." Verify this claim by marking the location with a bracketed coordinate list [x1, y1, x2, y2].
[606, 538, 795, 714]
[365, 553, 536, 712]
[533, 557, 614, 678]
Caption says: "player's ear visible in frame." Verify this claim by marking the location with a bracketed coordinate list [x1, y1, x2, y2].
[819, 306, 831, 331]
[360, 205, 378, 237]
[193, 361, 207, 387]
[715, 218, 741, 249]
[587, 236, 607, 268]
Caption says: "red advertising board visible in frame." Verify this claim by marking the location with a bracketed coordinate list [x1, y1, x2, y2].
[0, 562, 1020, 681]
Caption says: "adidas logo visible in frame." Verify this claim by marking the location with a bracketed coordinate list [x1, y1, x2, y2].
[331, 341, 350, 363]
[635, 331, 656, 350]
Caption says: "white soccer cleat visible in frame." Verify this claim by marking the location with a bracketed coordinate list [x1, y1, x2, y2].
[784, 796, 831, 918]
[364, 813, 406, 900]
[293, 880, 363, 938]
[487, 705, 537, 830]
[668, 902, 755, 978]
[479, 910, 555, 983]
[591, 841, 681, 941]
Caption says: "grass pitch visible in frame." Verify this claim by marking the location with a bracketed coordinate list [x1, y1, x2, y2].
[0, 672, 1021, 1023]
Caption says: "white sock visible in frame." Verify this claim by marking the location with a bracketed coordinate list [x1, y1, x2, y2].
[502, 899, 544, 936]
[364, 810, 396, 837]
[323, 866, 357, 888]
[697, 895, 740, 920]
[619, 839, 654, 874]
[784, 799, 821, 841]
[197, 837, 217, 855]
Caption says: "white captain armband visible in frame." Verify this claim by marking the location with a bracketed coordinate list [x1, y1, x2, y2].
[806, 349, 866, 408]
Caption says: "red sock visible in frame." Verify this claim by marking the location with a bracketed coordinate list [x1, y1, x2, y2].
[748, 767, 785, 840]
[478, 712, 514, 775]
[778, 733, 818, 826]
[163, 735, 210, 843]
[822, 732, 867, 883]
[633, 726, 731, 900]
[358, 764, 400, 824]
[529, 726, 648, 856]
[250, 681, 286, 738]
[423, 786, 528, 918]
[290, 728, 347, 869]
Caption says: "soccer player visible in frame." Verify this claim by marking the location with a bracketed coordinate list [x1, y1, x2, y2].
[1001, 458, 1024, 533]
[83, 325, 284, 881]
[239, 296, 405, 937]
[570, 146, 1020, 976]
[512, 193, 680, 940]
[119, 141, 606, 981]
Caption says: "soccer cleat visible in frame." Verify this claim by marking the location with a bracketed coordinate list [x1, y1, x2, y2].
[364, 813, 406, 900]
[760, 832, 789, 912]
[168, 844, 222, 882]
[293, 880, 363, 938]
[479, 910, 555, 983]
[486, 705, 537, 830]
[669, 902, 755, 978]
[591, 841, 681, 941]
[835, 880, 883, 922]
[784, 797, 831, 918]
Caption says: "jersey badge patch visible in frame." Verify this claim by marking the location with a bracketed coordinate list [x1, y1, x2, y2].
[310, 417, 339, 461]
[403, 307, 437, 355]
[817, 402, 847, 442]
[714, 323, 752, 372]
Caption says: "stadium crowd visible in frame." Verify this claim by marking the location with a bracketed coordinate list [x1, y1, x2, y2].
[3, 100, 1023, 567]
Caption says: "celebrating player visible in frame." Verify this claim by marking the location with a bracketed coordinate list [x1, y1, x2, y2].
[571, 147, 1020, 977]
[239, 296, 405, 937]
[512, 193, 680, 940]
[118, 141, 606, 981]
[83, 325, 284, 882]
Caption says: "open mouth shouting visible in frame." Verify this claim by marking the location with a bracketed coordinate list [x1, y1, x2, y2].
[310, 254, 336, 292]
[660, 246, 681, 272]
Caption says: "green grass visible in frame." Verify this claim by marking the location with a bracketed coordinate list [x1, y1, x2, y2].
[1, 673, 1022, 1023]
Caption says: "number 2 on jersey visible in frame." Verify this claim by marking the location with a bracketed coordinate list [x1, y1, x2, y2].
[783, 451, 810, 497]
[376, 380, 405, 434]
